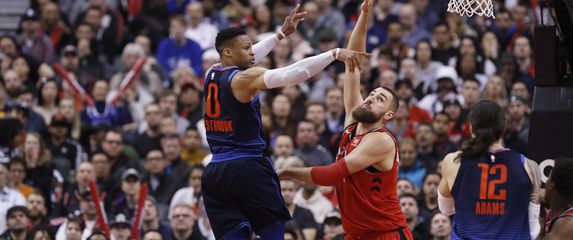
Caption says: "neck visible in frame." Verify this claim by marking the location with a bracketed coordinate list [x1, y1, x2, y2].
[437, 42, 450, 49]
[126, 194, 138, 206]
[407, 217, 417, 230]
[488, 139, 504, 149]
[190, 21, 199, 28]
[425, 195, 437, 207]
[357, 122, 384, 135]
[276, 116, 288, 127]
[549, 196, 573, 219]
[287, 203, 295, 214]
[146, 126, 160, 136]
[143, 219, 159, 231]
[316, 123, 326, 134]
[174, 229, 193, 240]
[85, 214, 97, 221]
[419, 60, 429, 68]
[10, 182, 21, 189]
[10, 231, 26, 240]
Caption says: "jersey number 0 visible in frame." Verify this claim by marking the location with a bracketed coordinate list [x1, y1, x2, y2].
[206, 83, 221, 118]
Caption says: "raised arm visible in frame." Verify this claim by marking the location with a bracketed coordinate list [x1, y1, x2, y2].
[344, 0, 374, 127]
[252, 4, 306, 64]
[438, 152, 461, 216]
[231, 49, 368, 102]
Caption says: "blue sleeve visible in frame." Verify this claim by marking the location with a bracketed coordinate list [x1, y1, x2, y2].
[191, 41, 204, 77]
[156, 39, 170, 74]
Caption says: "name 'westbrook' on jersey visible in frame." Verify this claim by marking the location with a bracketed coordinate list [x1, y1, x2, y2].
[203, 65, 266, 162]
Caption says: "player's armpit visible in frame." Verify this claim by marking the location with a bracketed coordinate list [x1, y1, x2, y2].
[543, 217, 573, 239]
[343, 132, 395, 173]
[231, 67, 268, 102]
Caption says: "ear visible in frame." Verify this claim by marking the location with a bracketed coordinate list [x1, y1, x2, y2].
[223, 48, 232, 58]
[384, 111, 395, 121]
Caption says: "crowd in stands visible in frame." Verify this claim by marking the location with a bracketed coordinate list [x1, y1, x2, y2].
[0, 0, 537, 239]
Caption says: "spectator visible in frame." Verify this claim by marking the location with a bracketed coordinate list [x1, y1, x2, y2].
[415, 40, 443, 93]
[321, 211, 344, 240]
[324, 87, 345, 134]
[375, 22, 415, 71]
[155, 91, 191, 136]
[513, 36, 534, 78]
[366, 0, 399, 52]
[431, 112, 457, 154]
[185, 3, 218, 50]
[269, 94, 297, 141]
[77, 5, 122, 63]
[143, 150, 177, 205]
[161, 134, 191, 188]
[58, 162, 95, 217]
[411, 0, 439, 32]
[510, 81, 531, 102]
[170, 204, 205, 240]
[386, 99, 415, 141]
[315, 0, 346, 40]
[30, 225, 55, 240]
[429, 212, 451, 240]
[46, 113, 84, 172]
[294, 120, 334, 167]
[65, 217, 84, 240]
[0, 164, 27, 233]
[398, 138, 426, 188]
[142, 197, 172, 238]
[90, 152, 114, 196]
[100, 130, 143, 193]
[491, 8, 519, 51]
[109, 168, 142, 221]
[281, 179, 318, 240]
[110, 214, 131, 240]
[7, 158, 34, 198]
[417, 70, 458, 116]
[133, 103, 162, 158]
[17, 9, 57, 64]
[156, 16, 203, 77]
[58, 98, 82, 140]
[400, 58, 428, 100]
[399, 193, 426, 238]
[294, 183, 333, 224]
[398, 4, 431, 47]
[33, 78, 60, 125]
[180, 127, 209, 166]
[22, 132, 60, 210]
[398, 178, 418, 197]
[26, 192, 48, 229]
[81, 80, 134, 128]
[3, 70, 25, 100]
[56, 190, 98, 240]
[143, 230, 163, 240]
[0, 118, 24, 164]
[431, 22, 457, 65]
[272, 135, 295, 160]
[482, 75, 509, 109]
[417, 172, 441, 221]
[58, 44, 105, 94]
[299, 1, 336, 48]
[507, 95, 530, 144]
[178, 83, 203, 127]
[0, 206, 30, 240]
[39, 2, 71, 53]
[460, 78, 481, 110]
[305, 102, 335, 151]
[481, 31, 500, 73]
[415, 122, 440, 170]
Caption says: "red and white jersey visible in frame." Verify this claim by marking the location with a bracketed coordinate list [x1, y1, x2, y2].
[335, 122, 408, 237]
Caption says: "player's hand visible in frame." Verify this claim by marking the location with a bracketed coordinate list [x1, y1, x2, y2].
[335, 49, 372, 73]
[361, 0, 375, 13]
[280, 4, 307, 37]
[276, 168, 291, 180]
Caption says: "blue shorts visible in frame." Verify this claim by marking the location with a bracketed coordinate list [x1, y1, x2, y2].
[202, 156, 290, 239]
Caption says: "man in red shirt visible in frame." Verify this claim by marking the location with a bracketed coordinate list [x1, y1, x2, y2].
[278, 1, 412, 239]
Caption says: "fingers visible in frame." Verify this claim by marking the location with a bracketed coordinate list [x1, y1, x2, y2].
[290, 3, 300, 17]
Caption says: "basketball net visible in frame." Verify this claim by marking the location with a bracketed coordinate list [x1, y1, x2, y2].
[447, 0, 495, 18]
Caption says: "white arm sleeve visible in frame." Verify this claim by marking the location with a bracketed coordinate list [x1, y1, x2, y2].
[252, 34, 280, 65]
[438, 190, 456, 216]
[529, 202, 541, 239]
[263, 50, 335, 89]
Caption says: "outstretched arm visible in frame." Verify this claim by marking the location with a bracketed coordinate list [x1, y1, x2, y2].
[252, 4, 306, 64]
[344, 0, 374, 127]
[232, 49, 368, 102]
[277, 132, 394, 186]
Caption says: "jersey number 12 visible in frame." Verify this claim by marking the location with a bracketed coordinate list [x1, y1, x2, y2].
[477, 163, 507, 200]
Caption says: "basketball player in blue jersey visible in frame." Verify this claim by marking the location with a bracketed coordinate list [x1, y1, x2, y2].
[200, 5, 370, 240]
[438, 100, 542, 240]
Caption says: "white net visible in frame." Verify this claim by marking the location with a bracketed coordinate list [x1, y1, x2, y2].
[447, 0, 496, 18]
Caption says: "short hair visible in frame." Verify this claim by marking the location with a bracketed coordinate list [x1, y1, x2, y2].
[382, 87, 399, 112]
[305, 101, 326, 110]
[399, 192, 418, 202]
[463, 77, 481, 87]
[8, 156, 27, 170]
[552, 157, 573, 199]
[122, 43, 144, 59]
[161, 133, 180, 142]
[433, 112, 450, 121]
[158, 90, 176, 101]
[169, 15, 186, 25]
[215, 28, 246, 54]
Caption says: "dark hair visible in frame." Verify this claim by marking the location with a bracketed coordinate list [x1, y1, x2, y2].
[552, 157, 573, 199]
[382, 87, 399, 112]
[422, 172, 442, 185]
[8, 156, 27, 170]
[399, 192, 418, 202]
[414, 39, 433, 61]
[433, 111, 450, 122]
[463, 77, 481, 87]
[67, 217, 86, 231]
[459, 100, 505, 159]
[215, 28, 246, 54]
[30, 225, 55, 240]
[143, 230, 163, 240]
[37, 77, 61, 107]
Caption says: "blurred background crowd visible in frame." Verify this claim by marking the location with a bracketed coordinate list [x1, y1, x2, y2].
[0, 0, 538, 239]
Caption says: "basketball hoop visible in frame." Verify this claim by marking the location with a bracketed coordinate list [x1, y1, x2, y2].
[447, 0, 495, 18]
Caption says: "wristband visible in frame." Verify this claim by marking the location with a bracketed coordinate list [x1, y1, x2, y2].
[277, 29, 287, 40]
[334, 48, 340, 60]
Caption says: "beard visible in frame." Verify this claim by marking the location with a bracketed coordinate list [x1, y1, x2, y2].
[352, 105, 383, 124]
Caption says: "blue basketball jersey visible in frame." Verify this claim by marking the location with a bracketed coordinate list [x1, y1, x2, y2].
[451, 148, 532, 240]
[203, 65, 266, 162]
